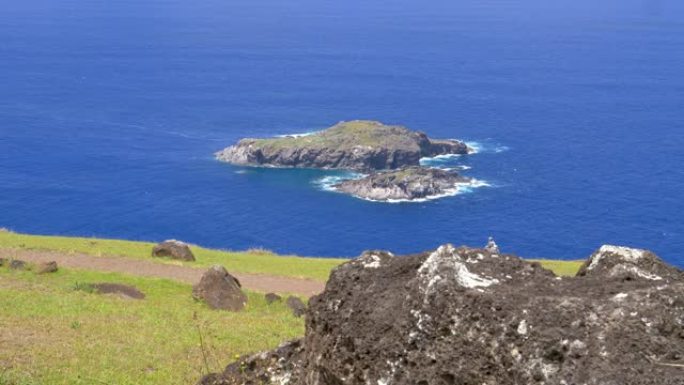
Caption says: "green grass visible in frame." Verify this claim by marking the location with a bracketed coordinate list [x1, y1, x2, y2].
[0, 231, 345, 282]
[0, 267, 305, 385]
[0, 231, 582, 282]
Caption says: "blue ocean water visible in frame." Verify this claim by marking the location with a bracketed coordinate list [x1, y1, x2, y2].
[1, 0, 683, 266]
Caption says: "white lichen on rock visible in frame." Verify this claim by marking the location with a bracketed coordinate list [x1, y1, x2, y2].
[587, 245, 646, 271]
[418, 244, 499, 292]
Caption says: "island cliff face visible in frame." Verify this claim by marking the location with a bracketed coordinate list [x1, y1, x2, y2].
[333, 167, 471, 201]
[216, 120, 470, 171]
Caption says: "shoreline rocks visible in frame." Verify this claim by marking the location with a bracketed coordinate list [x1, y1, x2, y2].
[333, 166, 473, 201]
[216, 120, 471, 171]
[200, 244, 684, 385]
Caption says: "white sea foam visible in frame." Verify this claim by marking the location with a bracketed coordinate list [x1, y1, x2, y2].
[313, 173, 366, 191]
[464, 141, 510, 154]
[356, 178, 490, 203]
[275, 130, 320, 138]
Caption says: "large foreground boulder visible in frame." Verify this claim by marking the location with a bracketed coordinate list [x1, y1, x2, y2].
[193, 266, 247, 311]
[152, 239, 196, 261]
[201, 245, 684, 385]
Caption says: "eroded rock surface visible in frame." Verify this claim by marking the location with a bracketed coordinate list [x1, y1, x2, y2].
[202, 244, 684, 385]
[286, 296, 307, 318]
[35, 261, 58, 274]
[333, 167, 472, 201]
[192, 265, 247, 311]
[152, 239, 196, 261]
[216, 121, 471, 171]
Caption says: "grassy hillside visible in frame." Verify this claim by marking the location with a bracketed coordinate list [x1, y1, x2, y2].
[0, 232, 344, 282]
[0, 232, 584, 385]
[0, 267, 304, 385]
[0, 231, 583, 280]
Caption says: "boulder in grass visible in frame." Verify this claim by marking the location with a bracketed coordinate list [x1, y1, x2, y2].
[152, 239, 196, 261]
[265, 293, 282, 304]
[286, 296, 306, 318]
[9, 259, 27, 270]
[92, 283, 146, 300]
[35, 261, 58, 274]
[192, 265, 247, 311]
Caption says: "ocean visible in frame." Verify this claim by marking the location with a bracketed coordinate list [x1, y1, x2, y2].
[1, 0, 683, 266]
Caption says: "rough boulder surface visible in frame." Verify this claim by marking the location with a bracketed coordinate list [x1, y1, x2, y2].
[9, 259, 27, 270]
[193, 265, 247, 311]
[152, 239, 196, 261]
[201, 245, 684, 385]
[35, 261, 58, 274]
[333, 167, 472, 201]
[265, 293, 282, 304]
[215, 120, 471, 171]
[286, 296, 307, 318]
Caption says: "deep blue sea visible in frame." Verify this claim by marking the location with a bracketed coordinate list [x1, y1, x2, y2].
[1, 0, 683, 266]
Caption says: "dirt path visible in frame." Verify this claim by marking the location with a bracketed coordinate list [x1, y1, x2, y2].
[1, 248, 325, 296]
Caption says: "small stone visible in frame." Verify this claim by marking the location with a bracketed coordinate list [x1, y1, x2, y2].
[152, 240, 196, 261]
[92, 283, 146, 300]
[35, 261, 58, 274]
[286, 296, 307, 318]
[9, 259, 27, 270]
[265, 293, 282, 304]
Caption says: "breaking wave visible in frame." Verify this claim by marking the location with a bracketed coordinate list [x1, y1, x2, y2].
[313, 172, 366, 191]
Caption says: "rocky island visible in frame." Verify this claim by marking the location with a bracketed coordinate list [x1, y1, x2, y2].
[333, 166, 473, 201]
[216, 120, 472, 171]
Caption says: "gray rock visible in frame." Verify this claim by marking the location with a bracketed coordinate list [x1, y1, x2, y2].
[35, 261, 58, 274]
[333, 166, 472, 201]
[265, 293, 282, 304]
[216, 120, 471, 171]
[192, 265, 247, 311]
[202, 244, 684, 385]
[92, 283, 146, 300]
[152, 239, 196, 261]
[286, 296, 306, 318]
[9, 259, 27, 270]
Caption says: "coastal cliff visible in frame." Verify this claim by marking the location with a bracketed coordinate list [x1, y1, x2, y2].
[216, 120, 471, 171]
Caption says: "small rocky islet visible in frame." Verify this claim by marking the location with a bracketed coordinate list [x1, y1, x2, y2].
[216, 120, 478, 201]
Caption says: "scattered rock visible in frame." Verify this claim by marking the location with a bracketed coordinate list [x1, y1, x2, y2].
[216, 120, 472, 171]
[35, 261, 58, 274]
[92, 283, 145, 300]
[333, 166, 473, 201]
[286, 296, 306, 318]
[152, 239, 196, 261]
[202, 244, 684, 385]
[192, 266, 247, 311]
[9, 259, 27, 270]
[265, 293, 282, 304]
